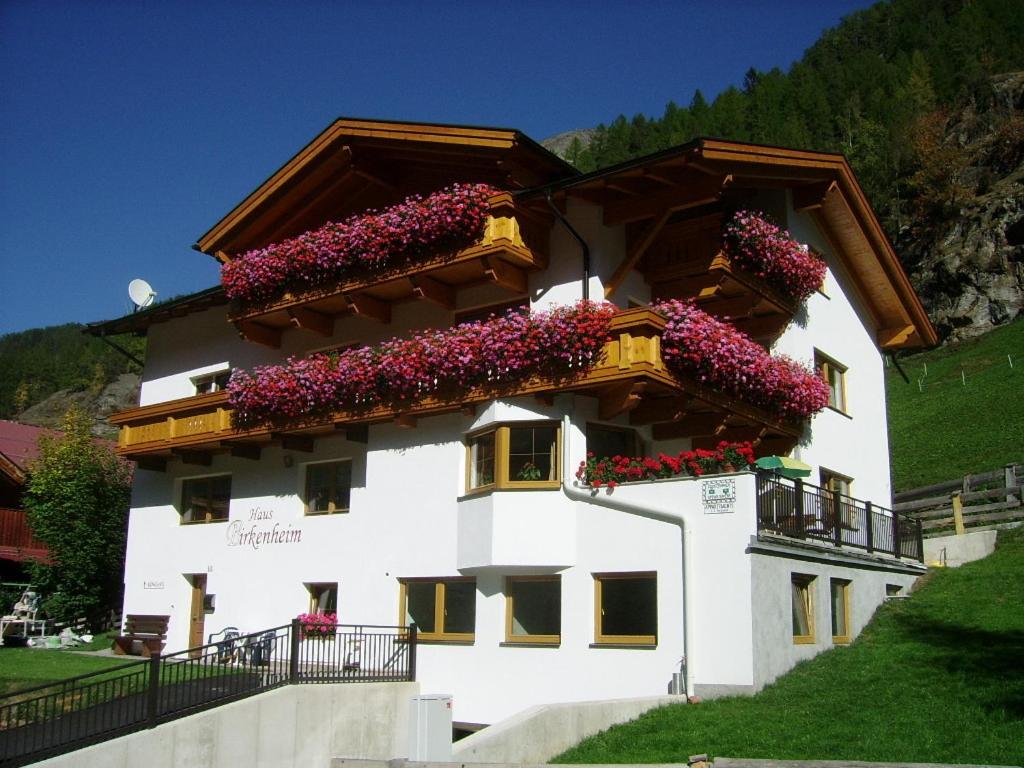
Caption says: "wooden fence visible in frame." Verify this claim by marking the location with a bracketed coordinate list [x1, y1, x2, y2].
[894, 464, 1022, 538]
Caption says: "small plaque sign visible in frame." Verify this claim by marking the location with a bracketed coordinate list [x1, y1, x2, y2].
[143, 580, 165, 590]
[702, 478, 736, 514]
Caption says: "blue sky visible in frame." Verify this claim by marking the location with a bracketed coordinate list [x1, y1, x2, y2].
[0, 0, 875, 335]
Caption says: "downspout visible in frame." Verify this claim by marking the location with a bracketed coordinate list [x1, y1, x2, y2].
[545, 192, 591, 302]
[888, 352, 910, 385]
[559, 414, 696, 698]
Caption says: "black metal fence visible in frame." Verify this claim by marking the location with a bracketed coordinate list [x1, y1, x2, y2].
[756, 472, 923, 562]
[0, 621, 416, 767]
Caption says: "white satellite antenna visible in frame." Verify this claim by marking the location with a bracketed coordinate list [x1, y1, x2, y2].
[128, 278, 157, 311]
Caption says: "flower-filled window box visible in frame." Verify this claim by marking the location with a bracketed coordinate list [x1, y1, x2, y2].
[722, 211, 827, 302]
[228, 301, 616, 428]
[576, 441, 756, 488]
[297, 611, 337, 640]
[221, 183, 496, 306]
[656, 300, 830, 421]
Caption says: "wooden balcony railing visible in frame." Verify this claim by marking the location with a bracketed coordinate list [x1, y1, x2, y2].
[110, 307, 801, 466]
[228, 194, 551, 347]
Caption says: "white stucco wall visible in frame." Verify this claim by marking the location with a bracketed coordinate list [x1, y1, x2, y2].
[773, 196, 894, 507]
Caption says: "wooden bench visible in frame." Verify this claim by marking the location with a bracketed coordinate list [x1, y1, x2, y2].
[112, 614, 170, 657]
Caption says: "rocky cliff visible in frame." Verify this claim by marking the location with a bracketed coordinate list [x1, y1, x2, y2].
[18, 373, 140, 439]
[895, 73, 1024, 342]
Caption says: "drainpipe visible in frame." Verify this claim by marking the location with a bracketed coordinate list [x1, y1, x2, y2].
[559, 414, 696, 698]
[546, 192, 591, 302]
[888, 352, 910, 385]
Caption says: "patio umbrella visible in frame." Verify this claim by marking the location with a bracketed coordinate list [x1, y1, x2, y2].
[755, 455, 812, 478]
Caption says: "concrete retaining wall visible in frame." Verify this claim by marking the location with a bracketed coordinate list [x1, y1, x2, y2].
[924, 530, 997, 568]
[35, 682, 419, 768]
[449, 694, 681, 763]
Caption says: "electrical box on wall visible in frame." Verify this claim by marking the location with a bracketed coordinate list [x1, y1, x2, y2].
[407, 694, 452, 761]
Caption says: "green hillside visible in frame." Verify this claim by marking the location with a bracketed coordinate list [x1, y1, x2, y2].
[887, 317, 1023, 491]
[0, 325, 145, 419]
[555, 527, 1024, 765]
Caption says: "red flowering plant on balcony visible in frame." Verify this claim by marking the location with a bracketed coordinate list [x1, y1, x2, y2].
[297, 612, 337, 639]
[656, 300, 830, 421]
[228, 301, 617, 428]
[576, 441, 756, 488]
[221, 183, 497, 305]
[722, 210, 827, 302]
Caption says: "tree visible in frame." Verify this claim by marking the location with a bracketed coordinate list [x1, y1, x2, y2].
[24, 406, 131, 629]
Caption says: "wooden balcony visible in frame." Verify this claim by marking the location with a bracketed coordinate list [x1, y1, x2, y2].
[228, 193, 551, 347]
[110, 308, 801, 468]
[639, 213, 797, 343]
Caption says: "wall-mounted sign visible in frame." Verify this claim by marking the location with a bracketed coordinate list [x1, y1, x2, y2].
[702, 478, 736, 514]
[143, 580, 165, 590]
[226, 507, 303, 551]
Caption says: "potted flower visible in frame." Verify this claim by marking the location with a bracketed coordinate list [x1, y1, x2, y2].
[298, 612, 337, 639]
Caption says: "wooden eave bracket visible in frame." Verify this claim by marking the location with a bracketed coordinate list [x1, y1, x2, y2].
[410, 275, 455, 310]
[221, 441, 262, 461]
[629, 396, 688, 426]
[483, 257, 528, 294]
[171, 449, 212, 467]
[878, 324, 919, 350]
[334, 423, 369, 443]
[287, 306, 334, 337]
[344, 292, 392, 324]
[235, 320, 282, 349]
[599, 381, 647, 421]
[651, 411, 728, 441]
[792, 180, 838, 212]
[134, 456, 168, 472]
[274, 433, 314, 453]
[605, 209, 673, 300]
[394, 413, 417, 429]
[603, 173, 733, 226]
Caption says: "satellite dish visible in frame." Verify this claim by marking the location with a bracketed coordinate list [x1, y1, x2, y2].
[128, 279, 157, 310]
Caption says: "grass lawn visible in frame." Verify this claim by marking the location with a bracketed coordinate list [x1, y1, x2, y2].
[555, 527, 1024, 765]
[0, 647, 140, 696]
[887, 317, 1023, 491]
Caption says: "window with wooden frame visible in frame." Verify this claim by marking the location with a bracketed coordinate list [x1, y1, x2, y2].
[830, 578, 851, 644]
[465, 422, 560, 492]
[814, 350, 847, 413]
[192, 370, 231, 395]
[820, 468, 855, 527]
[180, 475, 231, 524]
[304, 460, 352, 515]
[307, 582, 338, 614]
[586, 423, 640, 461]
[505, 576, 561, 645]
[400, 578, 475, 642]
[594, 572, 657, 645]
[791, 573, 816, 644]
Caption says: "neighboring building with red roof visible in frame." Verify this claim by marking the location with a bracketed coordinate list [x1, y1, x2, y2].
[0, 420, 51, 570]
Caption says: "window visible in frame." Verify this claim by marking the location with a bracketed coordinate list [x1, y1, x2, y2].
[505, 576, 561, 644]
[192, 370, 231, 395]
[820, 468, 855, 527]
[305, 460, 352, 514]
[815, 351, 847, 413]
[791, 574, 816, 644]
[885, 583, 904, 598]
[400, 578, 475, 642]
[586, 423, 640, 461]
[465, 422, 559, 492]
[181, 475, 231, 524]
[594, 572, 657, 645]
[468, 432, 496, 489]
[830, 579, 851, 644]
[307, 582, 338, 614]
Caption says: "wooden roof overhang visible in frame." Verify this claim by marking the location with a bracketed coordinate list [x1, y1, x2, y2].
[86, 286, 227, 337]
[521, 138, 937, 351]
[194, 118, 575, 262]
[109, 308, 801, 469]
